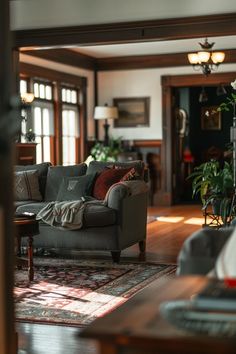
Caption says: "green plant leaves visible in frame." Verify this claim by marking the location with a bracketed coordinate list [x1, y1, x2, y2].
[188, 159, 234, 214]
[90, 137, 123, 162]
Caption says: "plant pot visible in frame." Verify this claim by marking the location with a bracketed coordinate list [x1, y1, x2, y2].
[211, 198, 231, 217]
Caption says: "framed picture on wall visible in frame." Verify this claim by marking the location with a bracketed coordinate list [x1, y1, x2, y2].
[201, 106, 222, 131]
[113, 97, 150, 128]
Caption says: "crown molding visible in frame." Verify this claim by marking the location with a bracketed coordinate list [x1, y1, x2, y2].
[21, 48, 96, 71]
[20, 62, 87, 87]
[96, 49, 236, 71]
[21, 48, 236, 72]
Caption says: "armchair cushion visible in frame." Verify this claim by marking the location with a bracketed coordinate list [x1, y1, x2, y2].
[16, 201, 116, 228]
[15, 169, 42, 201]
[15, 202, 51, 215]
[92, 167, 131, 200]
[57, 173, 97, 201]
[44, 163, 87, 201]
[15, 162, 51, 198]
[83, 203, 116, 227]
[15, 200, 35, 210]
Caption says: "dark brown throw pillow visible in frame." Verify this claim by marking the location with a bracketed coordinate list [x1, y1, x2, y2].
[93, 167, 131, 200]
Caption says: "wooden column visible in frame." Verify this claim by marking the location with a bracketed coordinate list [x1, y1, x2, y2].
[80, 78, 88, 161]
[0, 0, 17, 353]
[94, 69, 99, 140]
[160, 79, 174, 206]
[54, 82, 62, 165]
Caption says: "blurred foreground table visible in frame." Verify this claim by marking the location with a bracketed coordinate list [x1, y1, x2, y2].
[80, 276, 236, 354]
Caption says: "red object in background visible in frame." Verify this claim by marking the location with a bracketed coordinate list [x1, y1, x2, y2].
[224, 278, 236, 288]
[183, 147, 194, 163]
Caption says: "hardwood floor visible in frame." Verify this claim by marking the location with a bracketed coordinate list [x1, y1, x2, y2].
[17, 204, 203, 354]
[120, 204, 204, 264]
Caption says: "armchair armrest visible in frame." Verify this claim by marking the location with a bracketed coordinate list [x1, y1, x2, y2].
[105, 180, 148, 210]
[177, 226, 233, 276]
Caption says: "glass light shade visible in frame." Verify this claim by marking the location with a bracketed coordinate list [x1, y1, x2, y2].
[187, 53, 199, 64]
[199, 87, 208, 103]
[94, 106, 118, 120]
[21, 92, 35, 104]
[216, 84, 227, 96]
[211, 51, 225, 64]
[197, 51, 211, 63]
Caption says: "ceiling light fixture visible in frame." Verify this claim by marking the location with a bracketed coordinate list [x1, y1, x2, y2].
[188, 38, 225, 76]
[21, 92, 35, 104]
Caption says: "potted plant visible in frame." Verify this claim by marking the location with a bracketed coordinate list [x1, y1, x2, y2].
[89, 137, 123, 162]
[188, 159, 234, 224]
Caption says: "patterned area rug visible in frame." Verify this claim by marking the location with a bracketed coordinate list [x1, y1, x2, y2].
[14, 258, 176, 326]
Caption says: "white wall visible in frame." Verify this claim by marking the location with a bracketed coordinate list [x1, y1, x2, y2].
[11, 0, 236, 30]
[98, 64, 236, 140]
[20, 53, 95, 139]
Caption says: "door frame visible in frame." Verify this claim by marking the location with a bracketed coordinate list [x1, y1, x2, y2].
[161, 72, 236, 205]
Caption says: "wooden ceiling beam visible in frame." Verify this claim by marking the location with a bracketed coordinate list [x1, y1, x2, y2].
[14, 13, 236, 48]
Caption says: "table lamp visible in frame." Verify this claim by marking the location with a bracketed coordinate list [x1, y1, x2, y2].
[94, 103, 118, 145]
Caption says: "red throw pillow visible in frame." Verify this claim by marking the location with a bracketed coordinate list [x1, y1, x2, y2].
[93, 167, 131, 200]
[120, 167, 139, 181]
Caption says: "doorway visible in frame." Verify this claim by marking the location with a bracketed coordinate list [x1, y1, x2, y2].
[175, 85, 232, 204]
[161, 72, 236, 206]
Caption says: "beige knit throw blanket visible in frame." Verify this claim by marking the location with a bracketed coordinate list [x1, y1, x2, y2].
[36, 199, 104, 230]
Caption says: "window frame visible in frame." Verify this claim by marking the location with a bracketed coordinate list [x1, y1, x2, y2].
[61, 102, 80, 166]
[19, 63, 87, 165]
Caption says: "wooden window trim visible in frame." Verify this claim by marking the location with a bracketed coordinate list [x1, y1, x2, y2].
[19, 62, 87, 164]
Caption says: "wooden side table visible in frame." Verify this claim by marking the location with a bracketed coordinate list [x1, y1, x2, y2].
[15, 143, 37, 165]
[14, 215, 39, 282]
[81, 276, 236, 354]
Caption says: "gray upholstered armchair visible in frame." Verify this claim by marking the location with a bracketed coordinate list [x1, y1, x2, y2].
[16, 160, 149, 262]
[177, 227, 233, 275]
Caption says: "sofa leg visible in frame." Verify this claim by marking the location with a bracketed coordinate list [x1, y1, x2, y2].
[111, 251, 121, 263]
[139, 240, 146, 253]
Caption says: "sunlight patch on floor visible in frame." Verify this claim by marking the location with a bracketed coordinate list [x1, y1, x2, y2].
[157, 216, 184, 223]
[184, 217, 204, 225]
